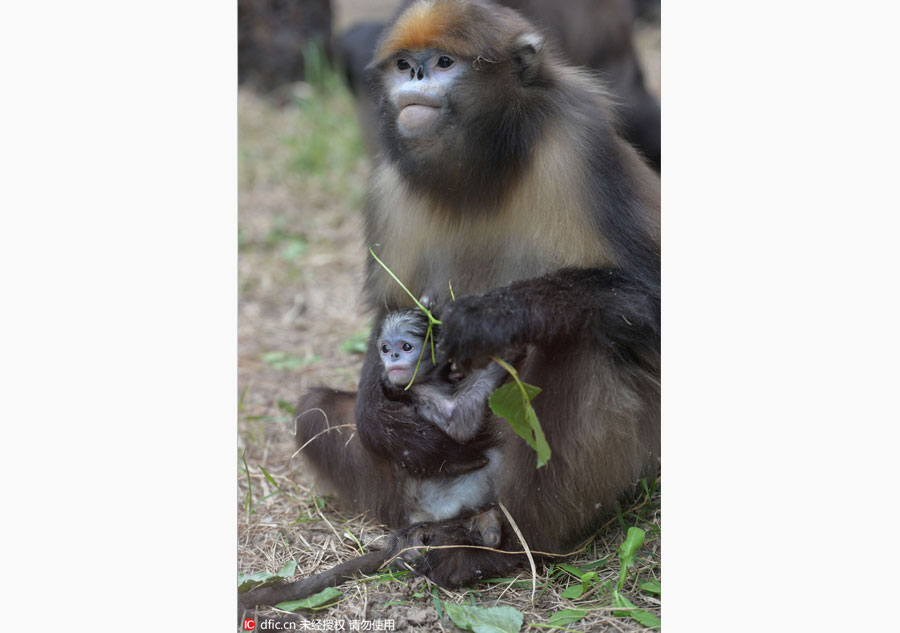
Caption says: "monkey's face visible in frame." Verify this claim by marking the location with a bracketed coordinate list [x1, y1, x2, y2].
[370, 0, 548, 207]
[379, 329, 425, 386]
[385, 50, 465, 139]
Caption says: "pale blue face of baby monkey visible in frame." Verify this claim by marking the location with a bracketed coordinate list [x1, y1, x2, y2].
[378, 319, 426, 386]
[388, 49, 465, 137]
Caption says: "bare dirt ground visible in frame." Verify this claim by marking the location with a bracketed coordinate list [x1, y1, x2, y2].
[238, 2, 661, 630]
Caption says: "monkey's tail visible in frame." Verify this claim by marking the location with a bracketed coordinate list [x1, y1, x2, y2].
[238, 549, 390, 625]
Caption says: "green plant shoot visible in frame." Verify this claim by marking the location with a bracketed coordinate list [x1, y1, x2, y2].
[369, 247, 441, 388]
[611, 527, 660, 629]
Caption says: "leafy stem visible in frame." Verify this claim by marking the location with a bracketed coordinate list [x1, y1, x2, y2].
[369, 247, 440, 387]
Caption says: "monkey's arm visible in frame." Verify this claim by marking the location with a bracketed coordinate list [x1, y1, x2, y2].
[411, 382, 456, 430]
[446, 362, 507, 441]
[355, 347, 423, 465]
[356, 345, 483, 477]
[415, 363, 507, 442]
[438, 267, 659, 372]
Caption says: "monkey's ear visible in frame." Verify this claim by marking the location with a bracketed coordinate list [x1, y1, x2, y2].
[513, 32, 545, 85]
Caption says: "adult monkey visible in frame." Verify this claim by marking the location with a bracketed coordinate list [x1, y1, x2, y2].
[337, 0, 660, 170]
[296, 0, 660, 586]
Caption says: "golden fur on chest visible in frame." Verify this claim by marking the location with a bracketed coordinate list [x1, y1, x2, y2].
[367, 130, 616, 307]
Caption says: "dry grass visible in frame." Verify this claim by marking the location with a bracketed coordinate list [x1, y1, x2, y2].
[238, 8, 662, 630]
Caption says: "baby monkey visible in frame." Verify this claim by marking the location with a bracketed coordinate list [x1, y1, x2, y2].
[378, 308, 507, 447]
[376, 307, 508, 522]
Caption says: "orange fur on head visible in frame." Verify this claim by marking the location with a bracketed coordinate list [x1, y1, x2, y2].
[373, 0, 513, 66]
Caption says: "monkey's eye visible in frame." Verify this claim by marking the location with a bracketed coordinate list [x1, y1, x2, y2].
[396, 58, 411, 71]
[380, 344, 390, 354]
[436, 56, 454, 69]
[402, 342, 413, 352]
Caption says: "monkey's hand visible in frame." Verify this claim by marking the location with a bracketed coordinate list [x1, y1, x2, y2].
[436, 293, 519, 372]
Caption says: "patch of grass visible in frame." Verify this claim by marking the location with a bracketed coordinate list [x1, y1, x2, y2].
[240, 449, 253, 519]
[339, 331, 369, 354]
[262, 351, 320, 370]
[280, 237, 308, 260]
[286, 51, 366, 197]
[276, 399, 296, 415]
[545, 478, 661, 629]
[237, 44, 367, 226]
[243, 413, 292, 423]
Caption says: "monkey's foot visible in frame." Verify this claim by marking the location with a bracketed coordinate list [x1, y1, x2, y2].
[389, 507, 522, 586]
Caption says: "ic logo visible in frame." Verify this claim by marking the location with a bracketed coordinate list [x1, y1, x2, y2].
[242, 618, 256, 631]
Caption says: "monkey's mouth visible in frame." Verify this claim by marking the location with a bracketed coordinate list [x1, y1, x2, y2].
[396, 93, 442, 134]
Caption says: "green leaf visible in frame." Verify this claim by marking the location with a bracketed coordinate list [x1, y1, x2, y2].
[488, 381, 550, 467]
[557, 563, 587, 578]
[612, 591, 634, 615]
[582, 556, 611, 570]
[546, 609, 588, 627]
[340, 332, 369, 354]
[613, 592, 661, 629]
[616, 526, 646, 592]
[631, 610, 662, 629]
[275, 587, 342, 611]
[560, 568, 597, 600]
[238, 560, 298, 592]
[431, 586, 443, 619]
[259, 464, 280, 491]
[442, 602, 524, 633]
[618, 527, 645, 566]
[641, 579, 661, 595]
[238, 570, 279, 593]
[560, 584, 585, 599]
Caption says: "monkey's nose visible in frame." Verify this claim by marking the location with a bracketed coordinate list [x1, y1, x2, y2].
[415, 66, 424, 80]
